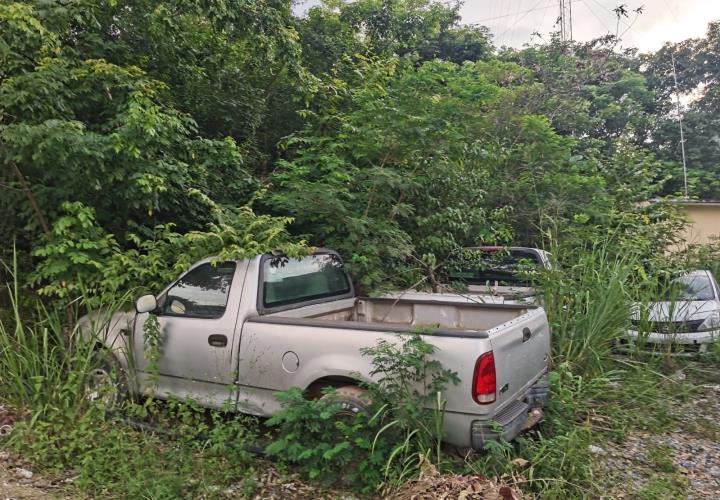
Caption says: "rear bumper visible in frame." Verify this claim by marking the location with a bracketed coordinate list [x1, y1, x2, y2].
[442, 373, 550, 450]
[470, 400, 530, 446]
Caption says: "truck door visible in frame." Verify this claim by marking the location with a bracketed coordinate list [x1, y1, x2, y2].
[133, 260, 247, 408]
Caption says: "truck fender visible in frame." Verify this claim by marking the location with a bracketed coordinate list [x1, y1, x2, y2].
[297, 360, 374, 398]
[76, 309, 135, 370]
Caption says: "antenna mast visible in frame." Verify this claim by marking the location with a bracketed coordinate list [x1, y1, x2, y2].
[558, 0, 573, 42]
[671, 52, 689, 200]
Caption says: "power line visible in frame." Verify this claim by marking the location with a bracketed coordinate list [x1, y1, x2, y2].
[661, 0, 681, 22]
[496, 0, 548, 44]
[531, 0, 556, 42]
[580, 0, 612, 34]
[474, 0, 581, 24]
[588, 0, 628, 28]
[585, 0, 640, 44]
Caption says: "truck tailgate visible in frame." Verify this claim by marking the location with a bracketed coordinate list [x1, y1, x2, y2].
[488, 308, 550, 409]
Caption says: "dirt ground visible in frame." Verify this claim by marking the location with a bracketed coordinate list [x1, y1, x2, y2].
[0, 455, 71, 499]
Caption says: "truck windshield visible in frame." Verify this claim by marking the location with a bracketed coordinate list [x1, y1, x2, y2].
[448, 249, 542, 287]
[262, 254, 351, 308]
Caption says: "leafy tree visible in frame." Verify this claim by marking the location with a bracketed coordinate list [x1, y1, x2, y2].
[415, 24, 494, 63]
[296, 0, 492, 77]
[503, 37, 658, 146]
[336, 0, 460, 56]
[55, 0, 307, 161]
[643, 22, 720, 199]
[0, 0, 692, 303]
[31, 199, 305, 304]
[0, 1, 304, 299]
[268, 57, 617, 289]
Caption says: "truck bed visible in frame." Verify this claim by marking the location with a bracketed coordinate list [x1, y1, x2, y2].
[250, 296, 534, 336]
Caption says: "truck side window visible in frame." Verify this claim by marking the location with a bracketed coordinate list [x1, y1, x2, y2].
[163, 262, 236, 318]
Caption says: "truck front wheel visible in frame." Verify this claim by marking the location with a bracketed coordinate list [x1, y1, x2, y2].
[84, 352, 127, 409]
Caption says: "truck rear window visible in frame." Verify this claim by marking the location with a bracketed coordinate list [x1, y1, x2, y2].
[262, 254, 351, 309]
[448, 249, 543, 286]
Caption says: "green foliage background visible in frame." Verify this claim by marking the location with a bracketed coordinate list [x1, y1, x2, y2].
[0, 0, 710, 296]
[1, 3, 719, 498]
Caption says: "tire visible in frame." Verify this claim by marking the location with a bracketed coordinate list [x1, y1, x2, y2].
[321, 385, 372, 417]
[444, 443, 474, 462]
[84, 352, 127, 409]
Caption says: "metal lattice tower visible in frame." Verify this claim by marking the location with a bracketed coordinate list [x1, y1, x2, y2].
[558, 0, 573, 42]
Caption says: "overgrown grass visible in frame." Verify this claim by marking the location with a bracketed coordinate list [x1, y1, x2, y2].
[7, 398, 261, 498]
[0, 263, 261, 498]
[464, 358, 697, 498]
[538, 240, 637, 374]
[1, 238, 715, 499]
[71, 400, 259, 498]
[463, 239, 708, 498]
[0, 260, 97, 423]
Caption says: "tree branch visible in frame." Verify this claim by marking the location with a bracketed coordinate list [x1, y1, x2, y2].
[7, 160, 51, 236]
[0, 140, 51, 234]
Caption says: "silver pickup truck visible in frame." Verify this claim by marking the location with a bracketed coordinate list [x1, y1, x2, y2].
[83, 250, 551, 449]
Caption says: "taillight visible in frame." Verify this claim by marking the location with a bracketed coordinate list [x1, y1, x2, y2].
[472, 351, 496, 405]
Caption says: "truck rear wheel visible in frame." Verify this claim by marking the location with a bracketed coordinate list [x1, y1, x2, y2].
[321, 385, 372, 417]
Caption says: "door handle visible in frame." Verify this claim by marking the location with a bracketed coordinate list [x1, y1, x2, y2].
[208, 334, 228, 348]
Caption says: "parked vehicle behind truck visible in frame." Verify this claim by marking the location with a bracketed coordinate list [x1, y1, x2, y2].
[448, 246, 551, 301]
[622, 270, 720, 356]
[81, 250, 551, 449]
[386, 246, 552, 305]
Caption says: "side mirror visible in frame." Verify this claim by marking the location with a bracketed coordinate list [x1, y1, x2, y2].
[135, 294, 158, 314]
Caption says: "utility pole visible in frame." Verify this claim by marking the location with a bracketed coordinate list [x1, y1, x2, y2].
[558, 0, 573, 42]
[671, 52, 689, 200]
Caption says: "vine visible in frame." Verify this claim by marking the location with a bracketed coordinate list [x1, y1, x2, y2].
[142, 313, 163, 386]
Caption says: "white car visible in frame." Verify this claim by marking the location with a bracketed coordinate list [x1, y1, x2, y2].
[624, 270, 720, 356]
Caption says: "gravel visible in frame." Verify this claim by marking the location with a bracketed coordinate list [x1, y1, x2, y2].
[597, 376, 720, 499]
[0, 456, 71, 499]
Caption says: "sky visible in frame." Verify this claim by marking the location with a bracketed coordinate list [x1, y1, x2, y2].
[295, 0, 720, 53]
[463, 0, 720, 52]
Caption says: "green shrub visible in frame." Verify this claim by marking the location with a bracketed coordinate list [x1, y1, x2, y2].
[31, 200, 308, 307]
[265, 387, 386, 491]
[361, 333, 459, 485]
[265, 333, 459, 494]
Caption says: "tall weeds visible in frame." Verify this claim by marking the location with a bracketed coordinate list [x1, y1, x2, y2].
[0, 255, 125, 421]
[538, 240, 637, 374]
